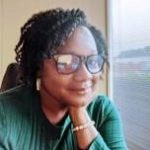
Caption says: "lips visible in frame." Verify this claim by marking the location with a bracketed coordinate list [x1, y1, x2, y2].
[70, 82, 93, 94]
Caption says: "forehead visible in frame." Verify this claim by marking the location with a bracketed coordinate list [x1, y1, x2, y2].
[57, 26, 97, 55]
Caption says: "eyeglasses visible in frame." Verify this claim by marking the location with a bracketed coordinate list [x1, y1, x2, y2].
[51, 54, 104, 74]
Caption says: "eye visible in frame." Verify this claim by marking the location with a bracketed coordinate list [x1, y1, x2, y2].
[88, 56, 100, 66]
[87, 55, 104, 73]
[71, 55, 80, 69]
[57, 55, 72, 65]
[57, 55, 72, 70]
[55, 54, 80, 73]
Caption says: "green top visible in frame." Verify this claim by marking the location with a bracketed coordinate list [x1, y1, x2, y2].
[0, 85, 127, 150]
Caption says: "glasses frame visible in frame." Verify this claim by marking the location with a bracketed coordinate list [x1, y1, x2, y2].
[50, 53, 105, 74]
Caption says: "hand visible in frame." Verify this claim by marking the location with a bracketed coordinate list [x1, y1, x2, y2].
[68, 103, 98, 150]
[69, 106, 91, 126]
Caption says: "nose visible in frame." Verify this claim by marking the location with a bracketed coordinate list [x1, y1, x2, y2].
[73, 63, 93, 82]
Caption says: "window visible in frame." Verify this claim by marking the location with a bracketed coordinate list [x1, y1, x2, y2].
[108, 0, 150, 149]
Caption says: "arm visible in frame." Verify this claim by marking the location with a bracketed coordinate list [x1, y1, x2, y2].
[69, 97, 128, 150]
[69, 107, 98, 150]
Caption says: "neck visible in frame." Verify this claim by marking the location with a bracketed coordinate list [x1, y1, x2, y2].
[40, 85, 68, 125]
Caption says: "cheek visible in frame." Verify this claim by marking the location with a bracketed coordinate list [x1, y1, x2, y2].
[41, 72, 70, 91]
[41, 61, 70, 89]
[40, 72, 73, 106]
[41, 65, 72, 96]
[93, 74, 100, 85]
[92, 74, 101, 91]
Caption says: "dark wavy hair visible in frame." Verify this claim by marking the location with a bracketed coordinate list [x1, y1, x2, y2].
[15, 8, 108, 86]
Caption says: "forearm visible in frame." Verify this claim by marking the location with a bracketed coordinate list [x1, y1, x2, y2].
[69, 96, 128, 150]
[69, 108, 98, 149]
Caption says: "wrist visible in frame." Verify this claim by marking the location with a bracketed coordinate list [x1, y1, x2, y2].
[69, 107, 85, 116]
[72, 120, 95, 132]
[69, 107, 91, 126]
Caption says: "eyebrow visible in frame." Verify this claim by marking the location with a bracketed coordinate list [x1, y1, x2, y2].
[55, 53, 99, 57]
[56, 49, 98, 55]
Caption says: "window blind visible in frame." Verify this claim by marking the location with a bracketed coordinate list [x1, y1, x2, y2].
[108, 0, 150, 149]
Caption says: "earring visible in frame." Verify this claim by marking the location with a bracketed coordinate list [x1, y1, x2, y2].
[36, 78, 41, 90]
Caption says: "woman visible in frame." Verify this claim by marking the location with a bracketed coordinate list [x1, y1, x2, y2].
[0, 8, 127, 150]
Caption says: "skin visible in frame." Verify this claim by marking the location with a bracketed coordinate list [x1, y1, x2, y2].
[39, 26, 100, 149]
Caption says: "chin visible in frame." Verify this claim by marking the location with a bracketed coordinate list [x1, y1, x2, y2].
[67, 94, 94, 107]
[62, 88, 96, 107]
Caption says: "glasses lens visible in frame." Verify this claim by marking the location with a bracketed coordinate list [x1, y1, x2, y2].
[56, 54, 80, 74]
[86, 55, 104, 73]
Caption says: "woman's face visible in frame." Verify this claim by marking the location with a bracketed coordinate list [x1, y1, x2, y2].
[40, 26, 101, 107]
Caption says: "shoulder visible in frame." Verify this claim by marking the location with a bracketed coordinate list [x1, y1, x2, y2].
[0, 85, 26, 109]
[0, 85, 26, 138]
[0, 85, 38, 145]
[0, 84, 38, 120]
[88, 95, 117, 114]
[0, 84, 36, 103]
[88, 95, 120, 126]
[0, 84, 27, 100]
[0, 85, 24, 109]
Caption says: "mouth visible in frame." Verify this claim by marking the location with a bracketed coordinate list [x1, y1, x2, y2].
[69, 81, 93, 95]
[70, 86, 93, 95]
